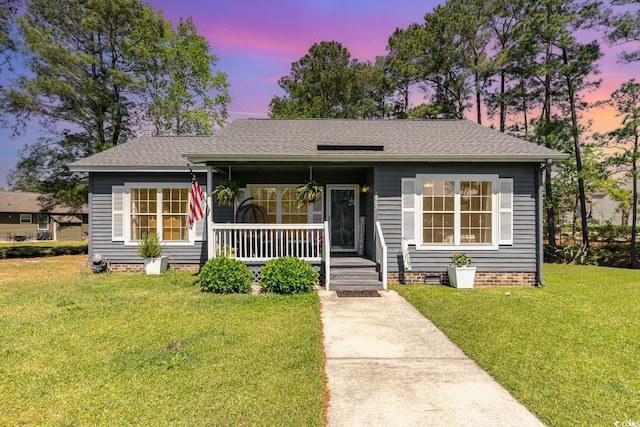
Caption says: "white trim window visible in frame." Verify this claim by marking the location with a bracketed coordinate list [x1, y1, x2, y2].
[401, 174, 513, 251]
[20, 214, 32, 224]
[115, 183, 198, 245]
[36, 214, 49, 231]
[247, 185, 322, 224]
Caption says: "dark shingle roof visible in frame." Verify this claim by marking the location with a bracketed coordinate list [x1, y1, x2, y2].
[69, 119, 566, 171]
[69, 135, 211, 170]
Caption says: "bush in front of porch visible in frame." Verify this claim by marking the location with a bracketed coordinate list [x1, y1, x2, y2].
[199, 257, 253, 293]
[260, 257, 318, 294]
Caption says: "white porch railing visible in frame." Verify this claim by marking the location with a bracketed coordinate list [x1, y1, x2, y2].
[375, 221, 388, 290]
[211, 223, 327, 263]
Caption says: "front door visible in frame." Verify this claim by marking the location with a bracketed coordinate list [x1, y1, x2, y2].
[327, 185, 359, 252]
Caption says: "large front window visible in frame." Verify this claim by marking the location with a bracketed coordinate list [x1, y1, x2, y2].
[418, 175, 498, 249]
[248, 185, 309, 224]
[130, 186, 189, 241]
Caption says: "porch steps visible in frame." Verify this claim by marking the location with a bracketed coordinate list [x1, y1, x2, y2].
[329, 256, 383, 291]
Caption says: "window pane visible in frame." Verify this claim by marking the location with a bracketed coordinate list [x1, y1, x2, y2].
[422, 181, 454, 245]
[161, 188, 188, 241]
[131, 188, 157, 240]
[250, 187, 278, 223]
[481, 196, 492, 211]
[281, 186, 308, 224]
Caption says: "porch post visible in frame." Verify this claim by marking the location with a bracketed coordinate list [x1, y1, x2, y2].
[207, 165, 214, 260]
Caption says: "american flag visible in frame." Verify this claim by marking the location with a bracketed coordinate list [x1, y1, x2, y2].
[188, 170, 204, 229]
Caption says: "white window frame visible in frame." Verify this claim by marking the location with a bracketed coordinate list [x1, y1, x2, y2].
[20, 214, 32, 224]
[36, 214, 49, 231]
[123, 183, 196, 246]
[246, 184, 321, 224]
[415, 174, 500, 251]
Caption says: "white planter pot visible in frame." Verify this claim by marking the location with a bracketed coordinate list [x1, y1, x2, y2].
[447, 266, 476, 289]
[144, 256, 168, 275]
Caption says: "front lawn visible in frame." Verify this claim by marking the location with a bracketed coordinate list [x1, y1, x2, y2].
[0, 255, 325, 426]
[392, 264, 640, 427]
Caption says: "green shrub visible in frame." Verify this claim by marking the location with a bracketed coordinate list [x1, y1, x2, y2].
[136, 232, 163, 258]
[199, 257, 253, 293]
[259, 257, 318, 294]
[554, 244, 597, 265]
[590, 223, 632, 243]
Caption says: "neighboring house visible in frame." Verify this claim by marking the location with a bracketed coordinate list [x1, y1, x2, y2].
[0, 192, 88, 241]
[589, 183, 639, 226]
[69, 119, 566, 287]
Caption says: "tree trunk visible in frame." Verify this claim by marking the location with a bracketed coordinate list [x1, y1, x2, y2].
[545, 164, 557, 248]
[475, 72, 482, 124]
[563, 47, 589, 249]
[543, 71, 556, 249]
[631, 133, 638, 268]
[500, 69, 506, 133]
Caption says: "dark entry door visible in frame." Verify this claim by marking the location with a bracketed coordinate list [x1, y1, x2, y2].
[327, 185, 358, 252]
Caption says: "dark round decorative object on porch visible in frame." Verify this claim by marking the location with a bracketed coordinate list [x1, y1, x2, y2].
[235, 197, 268, 223]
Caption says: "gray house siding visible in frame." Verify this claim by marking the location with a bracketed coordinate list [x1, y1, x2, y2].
[375, 163, 539, 273]
[89, 172, 211, 265]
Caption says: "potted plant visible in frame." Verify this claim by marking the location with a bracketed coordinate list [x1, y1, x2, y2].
[212, 180, 242, 207]
[296, 180, 323, 204]
[447, 252, 476, 288]
[137, 232, 167, 274]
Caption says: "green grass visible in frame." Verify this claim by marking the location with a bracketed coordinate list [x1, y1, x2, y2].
[0, 240, 88, 258]
[392, 264, 640, 427]
[0, 256, 325, 426]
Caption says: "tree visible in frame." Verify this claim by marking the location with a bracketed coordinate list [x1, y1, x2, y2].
[8, 132, 94, 210]
[559, 39, 602, 249]
[601, 179, 633, 226]
[137, 17, 230, 135]
[0, 0, 19, 70]
[446, 0, 495, 124]
[505, 0, 601, 250]
[606, 79, 640, 267]
[2, 0, 229, 207]
[2, 0, 167, 146]
[268, 41, 378, 119]
[416, 5, 473, 119]
[385, 24, 424, 118]
[485, 0, 528, 132]
[603, 0, 640, 63]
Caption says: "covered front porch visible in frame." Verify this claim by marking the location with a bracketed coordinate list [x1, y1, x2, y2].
[201, 164, 386, 290]
[185, 155, 388, 289]
[208, 221, 387, 290]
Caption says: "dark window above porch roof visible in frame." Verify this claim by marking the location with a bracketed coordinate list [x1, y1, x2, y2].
[317, 144, 384, 151]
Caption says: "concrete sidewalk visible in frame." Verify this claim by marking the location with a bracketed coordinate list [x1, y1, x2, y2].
[320, 289, 545, 427]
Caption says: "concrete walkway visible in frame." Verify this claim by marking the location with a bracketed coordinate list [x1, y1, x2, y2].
[320, 289, 545, 427]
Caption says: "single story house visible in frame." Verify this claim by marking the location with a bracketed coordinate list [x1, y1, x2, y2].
[0, 191, 88, 241]
[69, 119, 566, 287]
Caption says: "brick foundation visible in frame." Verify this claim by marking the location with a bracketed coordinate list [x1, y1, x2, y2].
[109, 263, 201, 274]
[388, 271, 537, 287]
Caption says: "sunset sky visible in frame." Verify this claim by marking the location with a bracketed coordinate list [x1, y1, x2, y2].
[0, 0, 637, 188]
